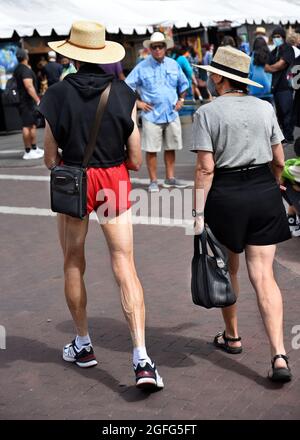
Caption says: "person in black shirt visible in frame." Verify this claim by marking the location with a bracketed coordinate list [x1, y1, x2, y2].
[39, 21, 164, 390]
[14, 49, 44, 160]
[42, 51, 63, 87]
[265, 27, 295, 143]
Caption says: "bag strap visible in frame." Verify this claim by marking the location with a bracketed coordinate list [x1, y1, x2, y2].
[82, 82, 112, 169]
[194, 229, 208, 256]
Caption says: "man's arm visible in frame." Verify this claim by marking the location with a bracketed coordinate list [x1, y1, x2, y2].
[175, 64, 189, 111]
[265, 59, 287, 73]
[23, 78, 40, 104]
[44, 120, 61, 170]
[194, 151, 215, 234]
[125, 104, 142, 171]
[125, 66, 152, 112]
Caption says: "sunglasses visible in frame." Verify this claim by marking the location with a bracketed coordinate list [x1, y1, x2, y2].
[150, 44, 165, 50]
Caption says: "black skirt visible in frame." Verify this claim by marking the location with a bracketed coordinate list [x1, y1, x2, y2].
[205, 164, 291, 254]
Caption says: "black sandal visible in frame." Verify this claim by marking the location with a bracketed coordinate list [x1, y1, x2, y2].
[213, 330, 243, 354]
[268, 354, 292, 383]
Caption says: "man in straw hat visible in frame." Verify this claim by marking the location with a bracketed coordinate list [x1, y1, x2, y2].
[191, 46, 292, 382]
[126, 32, 189, 193]
[39, 21, 164, 390]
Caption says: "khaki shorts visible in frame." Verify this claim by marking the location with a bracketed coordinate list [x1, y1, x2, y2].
[141, 116, 183, 153]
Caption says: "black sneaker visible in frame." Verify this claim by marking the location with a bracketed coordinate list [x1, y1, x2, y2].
[63, 339, 98, 368]
[134, 359, 164, 390]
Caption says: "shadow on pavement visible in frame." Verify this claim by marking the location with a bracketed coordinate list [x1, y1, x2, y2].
[57, 317, 286, 391]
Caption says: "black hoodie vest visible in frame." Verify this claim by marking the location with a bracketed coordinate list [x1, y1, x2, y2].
[39, 64, 136, 168]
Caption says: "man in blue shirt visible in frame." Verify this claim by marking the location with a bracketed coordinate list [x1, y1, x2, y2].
[126, 32, 189, 192]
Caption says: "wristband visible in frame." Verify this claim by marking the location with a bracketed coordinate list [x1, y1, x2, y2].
[192, 209, 204, 217]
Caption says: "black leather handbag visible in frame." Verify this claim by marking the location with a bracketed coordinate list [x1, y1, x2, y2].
[50, 83, 111, 219]
[191, 226, 237, 309]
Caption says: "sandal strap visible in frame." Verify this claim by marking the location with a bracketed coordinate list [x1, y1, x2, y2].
[272, 354, 289, 367]
[222, 330, 241, 342]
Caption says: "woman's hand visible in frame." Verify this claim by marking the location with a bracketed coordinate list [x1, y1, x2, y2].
[194, 216, 204, 235]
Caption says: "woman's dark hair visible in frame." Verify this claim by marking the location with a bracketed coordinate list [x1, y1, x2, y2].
[221, 36, 236, 48]
[226, 78, 248, 94]
[253, 37, 270, 66]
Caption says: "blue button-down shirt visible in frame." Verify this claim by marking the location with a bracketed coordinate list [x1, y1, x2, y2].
[125, 55, 189, 124]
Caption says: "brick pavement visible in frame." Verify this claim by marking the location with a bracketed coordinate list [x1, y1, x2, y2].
[0, 127, 300, 420]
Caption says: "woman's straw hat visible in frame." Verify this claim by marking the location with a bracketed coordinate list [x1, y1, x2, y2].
[193, 46, 263, 88]
[143, 32, 173, 49]
[48, 21, 125, 64]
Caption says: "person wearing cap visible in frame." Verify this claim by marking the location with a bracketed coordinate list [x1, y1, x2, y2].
[265, 26, 295, 144]
[38, 21, 164, 390]
[42, 50, 63, 87]
[192, 46, 292, 382]
[125, 32, 189, 193]
[13, 48, 44, 160]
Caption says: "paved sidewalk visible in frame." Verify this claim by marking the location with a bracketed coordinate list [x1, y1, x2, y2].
[0, 126, 300, 420]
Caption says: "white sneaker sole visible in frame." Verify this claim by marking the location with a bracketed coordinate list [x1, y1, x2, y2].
[136, 375, 164, 389]
[162, 183, 188, 189]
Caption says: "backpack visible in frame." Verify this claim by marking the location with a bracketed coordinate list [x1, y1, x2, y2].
[2, 76, 20, 105]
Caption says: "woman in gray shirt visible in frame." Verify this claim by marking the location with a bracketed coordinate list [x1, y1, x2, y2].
[192, 46, 291, 382]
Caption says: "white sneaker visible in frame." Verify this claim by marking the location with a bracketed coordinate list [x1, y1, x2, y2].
[22, 149, 44, 160]
[34, 146, 44, 155]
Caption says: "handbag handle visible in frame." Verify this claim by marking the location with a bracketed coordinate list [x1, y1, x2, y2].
[194, 227, 227, 269]
[194, 228, 208, 256]
[82, 82, 112, 169]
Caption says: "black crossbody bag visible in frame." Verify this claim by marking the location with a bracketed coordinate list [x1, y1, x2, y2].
[191, 226, 237, 309]
[50, 83, 111, 219]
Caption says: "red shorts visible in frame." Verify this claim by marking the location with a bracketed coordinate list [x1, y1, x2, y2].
[86, 163, 131, 216]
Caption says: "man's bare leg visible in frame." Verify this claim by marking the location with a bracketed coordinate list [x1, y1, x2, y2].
[101, 209, 163, 388]
[57, 214, 89, 336]
[22, 127, 32, 150]
[146, 152, 158, 182]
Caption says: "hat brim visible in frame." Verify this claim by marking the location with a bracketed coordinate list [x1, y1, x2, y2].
[48, 39, 125, 64]
[192, 64, 264, 88]
[143, 39, 173, 50]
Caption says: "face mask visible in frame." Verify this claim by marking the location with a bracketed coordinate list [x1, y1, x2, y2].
[273, 37, 283, 47]
[63, 63, 70, 69]
[207, 75, 219, 97]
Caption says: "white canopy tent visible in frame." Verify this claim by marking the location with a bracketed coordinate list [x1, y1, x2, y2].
[1, 0, 300, 38]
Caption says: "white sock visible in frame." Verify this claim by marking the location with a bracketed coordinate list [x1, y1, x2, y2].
[75, 334, 91, 349]
[133, 346, 150, 367]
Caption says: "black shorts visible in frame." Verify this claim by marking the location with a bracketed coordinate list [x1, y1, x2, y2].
[205, 165, 291, 254]
[19, 101, 37, 127]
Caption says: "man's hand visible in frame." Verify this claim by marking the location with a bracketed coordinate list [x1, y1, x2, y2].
[194, 216, 204, 235]
[175, 99, 184, 111]
[137, 100, 153, 112]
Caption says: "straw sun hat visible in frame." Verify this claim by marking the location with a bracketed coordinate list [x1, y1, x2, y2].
[193, 46, 263, 88]
[143, 32, 173, 49]
[48, 21, 125, 64]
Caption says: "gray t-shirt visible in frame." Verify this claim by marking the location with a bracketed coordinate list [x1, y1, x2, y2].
[191, 95, 284, 168]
